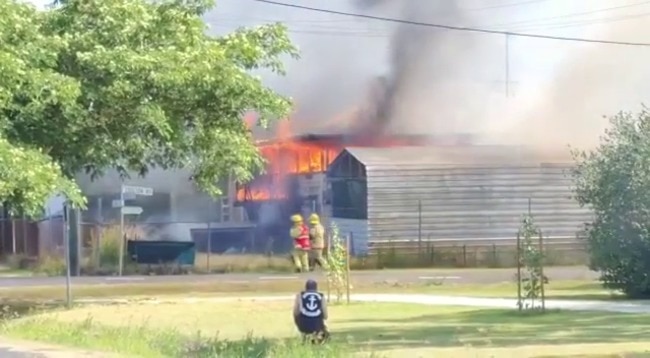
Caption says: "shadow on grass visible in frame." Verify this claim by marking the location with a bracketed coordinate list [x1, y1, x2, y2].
[552, 282, 605, 291]
[337, 308, 650, 352]
[1, 316, 353, 358]
[538, 353, 650, 358]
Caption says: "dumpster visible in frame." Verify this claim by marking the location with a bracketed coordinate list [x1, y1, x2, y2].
[127, 240, 196, 266]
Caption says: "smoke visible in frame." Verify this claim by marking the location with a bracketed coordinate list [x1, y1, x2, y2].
[350, 0, 650, 158]
[77, 0, 650, 208]
[354, 0, 500, 136]
[225, 0, 650, 160]
[494, 10, 650, 158]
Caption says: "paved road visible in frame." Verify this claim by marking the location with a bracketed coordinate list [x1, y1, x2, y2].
[0, 266, 597, 288]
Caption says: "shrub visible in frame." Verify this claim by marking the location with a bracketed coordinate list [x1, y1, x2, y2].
[572, 108, 650, 298]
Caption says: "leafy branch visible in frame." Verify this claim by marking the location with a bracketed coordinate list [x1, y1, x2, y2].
[516, 214, 546, 312]
[325, 222, 349, 304]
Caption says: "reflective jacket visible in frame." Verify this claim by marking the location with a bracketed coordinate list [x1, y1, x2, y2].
[309, 223, 325, 249]
[290, 224, 311, 250]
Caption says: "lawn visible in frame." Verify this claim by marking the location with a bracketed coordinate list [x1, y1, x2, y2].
[2, 298, 650, 357]
[0, 278, 620, 302]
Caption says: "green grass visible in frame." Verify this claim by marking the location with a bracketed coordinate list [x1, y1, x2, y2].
[3, 300, 650, 357]
[0, 278, 620, 303]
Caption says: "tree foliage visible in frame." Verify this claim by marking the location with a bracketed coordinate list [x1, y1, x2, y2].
[0, 137, 84, 216]
[0, 0, 85, 213]
[571, 108, 650, 297]
[516, 215, 546, 311]
[0, 0, 296, 213]
[326, 222, 350, 304]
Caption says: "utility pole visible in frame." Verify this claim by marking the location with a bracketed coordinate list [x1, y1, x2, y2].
[505, 34, 510, 98]
[63, 203, 72, 308]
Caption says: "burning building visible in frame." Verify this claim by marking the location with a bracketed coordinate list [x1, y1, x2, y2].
[236, 119, 592, 255]
[326, 146, 592, 255]
[235, 104, 482, 254]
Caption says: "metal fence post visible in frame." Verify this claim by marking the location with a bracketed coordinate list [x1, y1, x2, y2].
[21, 214, 27, 255]
[63, 204, 72, 308]
[417, 200, 422, 256]
[207, 220, 212, 273]
[345, 233, 351, 305]
[118, 186, 125, 276]
[539, 230, 546, 312]
[96, 197, 103, 268]
[516, 231, 522, 311]
[326, 229, 331, 303]
[11, 216, 16, 254]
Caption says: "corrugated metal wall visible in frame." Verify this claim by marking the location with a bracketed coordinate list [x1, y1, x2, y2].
[327, 146, 592, 243]
[367, 163, 591, 242]
[328, 217, 369, 255]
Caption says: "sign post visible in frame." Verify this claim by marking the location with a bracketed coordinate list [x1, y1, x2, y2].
[116, 185, 153, 276]
[63, 203, 72, 308]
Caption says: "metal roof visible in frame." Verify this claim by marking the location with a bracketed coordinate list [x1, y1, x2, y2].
[341, 146, 571, 168]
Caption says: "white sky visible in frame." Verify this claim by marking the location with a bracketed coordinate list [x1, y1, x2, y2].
[23, 0, 650, 138]
[203, 0, 643, 95]
[24, 0, 647, 92]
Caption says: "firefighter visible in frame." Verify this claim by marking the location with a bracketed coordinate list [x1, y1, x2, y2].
[308, 213, 328, 270]
[290, 214, 311, 272]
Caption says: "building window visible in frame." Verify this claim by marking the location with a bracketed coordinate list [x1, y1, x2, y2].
[331, 179, 367, 220]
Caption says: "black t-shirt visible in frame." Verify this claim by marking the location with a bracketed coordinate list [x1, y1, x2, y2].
[299, 291, 324, 318]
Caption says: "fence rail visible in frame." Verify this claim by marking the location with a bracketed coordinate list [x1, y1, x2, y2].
[368, 236, 584, 252]
[364, 236, 587, 268]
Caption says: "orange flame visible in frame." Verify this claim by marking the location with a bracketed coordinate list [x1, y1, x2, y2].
[236, 110, 437, 203]
[236, 117, 342, 202]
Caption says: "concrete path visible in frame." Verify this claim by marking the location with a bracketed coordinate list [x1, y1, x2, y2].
[0, 338, 115, 358]
[0, 266, 597, 288]
[80, 293, 650, 314]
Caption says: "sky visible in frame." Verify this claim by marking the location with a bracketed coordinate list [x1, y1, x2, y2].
[23, 0, 650, 152]
[24, 0, 642, 94]
[205, 0, 642, 97]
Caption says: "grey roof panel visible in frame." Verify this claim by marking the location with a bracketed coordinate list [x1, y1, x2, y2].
[342, 146, 571, 168]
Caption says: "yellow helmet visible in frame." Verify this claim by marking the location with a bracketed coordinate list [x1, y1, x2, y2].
[290, 214, 303, 223]
[308, 213, 320, 224]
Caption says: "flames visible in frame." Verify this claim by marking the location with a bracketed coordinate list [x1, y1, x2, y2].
[236, 115, 343, 202]
[235, 140, 341, 202]
[235, 109, 448, 203]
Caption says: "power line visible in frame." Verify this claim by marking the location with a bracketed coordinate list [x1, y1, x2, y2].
[514, 11, 650, 32]
[468, 0, 547, 11]
[250, 0, 650, 46]
[485, 0, 650, 29]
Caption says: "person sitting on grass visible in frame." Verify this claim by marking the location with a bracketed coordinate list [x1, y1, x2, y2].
[292, 279, 330, 344]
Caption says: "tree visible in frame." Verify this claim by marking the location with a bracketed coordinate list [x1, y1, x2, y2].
[0, 137, 85, 216]
[1, 0, 297, 205]
[571, 107, 650, 298]
[0, 0, 86, 214]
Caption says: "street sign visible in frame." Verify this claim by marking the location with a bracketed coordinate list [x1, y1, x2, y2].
[118, 185, 152, 277]
[122, 185, 153, 196]
[121, 206, 143, 215]
[112, 199, 124, 208]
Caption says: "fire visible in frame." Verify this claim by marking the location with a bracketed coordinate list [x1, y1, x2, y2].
[237, 115, 343, 202]
[236, 110, 446, 203]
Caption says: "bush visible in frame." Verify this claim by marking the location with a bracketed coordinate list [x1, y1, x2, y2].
[97, 225, 122, 267]
[571, 108, 650, 298]
[33, 255, 66, 276]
